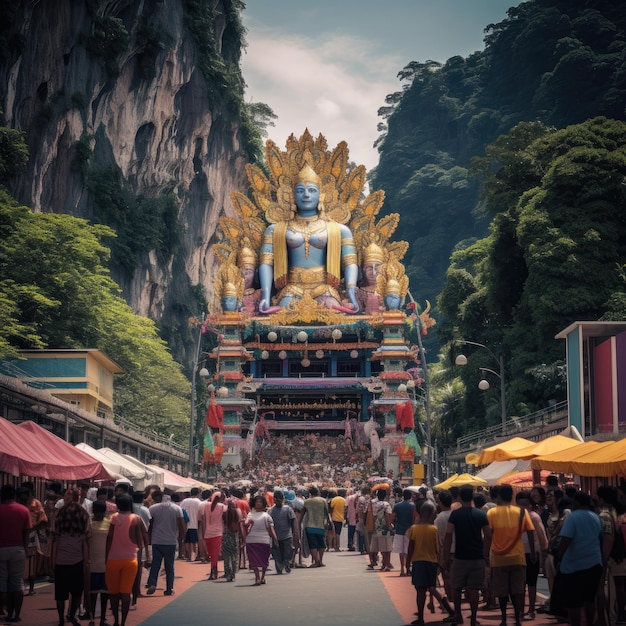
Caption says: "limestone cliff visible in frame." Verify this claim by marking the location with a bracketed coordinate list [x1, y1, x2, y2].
[0, 0, 249, 361]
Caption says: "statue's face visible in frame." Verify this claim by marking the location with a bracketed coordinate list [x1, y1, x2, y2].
[242, 266, 255, 289]
[294, 182, 320, 212]
[385, 294, 402, 310]
[221, 296, 238, 312]
[363, 262, 382, 286]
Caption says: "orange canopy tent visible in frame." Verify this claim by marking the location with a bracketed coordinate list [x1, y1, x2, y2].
[466, 437, 534, 466]
[507, 435, 584, 460]
[567, 438, 626, 477]
[530, 441, 615, 474]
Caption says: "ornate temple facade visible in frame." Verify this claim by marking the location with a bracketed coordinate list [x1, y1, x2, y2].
[202, 131, 434, 480]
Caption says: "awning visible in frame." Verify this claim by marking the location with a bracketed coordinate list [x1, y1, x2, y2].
[466, 437, 534, 466]
[147, 465, 197, 491]
[530, 440, 615, 473]
[0, 418, 112, 481]
[76, 443, 132, 479]
[504, 435, 584, 460]
[563, 438, 626, 477]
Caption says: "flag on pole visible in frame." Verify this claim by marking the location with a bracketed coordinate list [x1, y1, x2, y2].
[204, 426, 214, 454]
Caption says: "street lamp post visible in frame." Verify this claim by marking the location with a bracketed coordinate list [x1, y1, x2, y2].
[405, 378, 433, 484]
[455, 340, 506, 433]
[189, 313, 208, 476]
[405, 290, 435, 485]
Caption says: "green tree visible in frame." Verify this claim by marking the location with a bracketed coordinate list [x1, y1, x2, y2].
[438, 117, 626, 429]
[0, 126, 28, 184]
[0, 191, 191, 441]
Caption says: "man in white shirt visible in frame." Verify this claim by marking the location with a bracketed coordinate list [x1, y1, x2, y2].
[180, 488, 201, 561]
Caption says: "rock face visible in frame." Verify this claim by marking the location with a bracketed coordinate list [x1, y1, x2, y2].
[0, 0, 248, 361]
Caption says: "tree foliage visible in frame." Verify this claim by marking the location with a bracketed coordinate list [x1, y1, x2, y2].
[437, 117, 626, 437]
[0, 189, 191, 442]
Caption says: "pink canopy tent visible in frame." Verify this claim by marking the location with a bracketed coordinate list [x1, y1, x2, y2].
[0, 418, 113, 481]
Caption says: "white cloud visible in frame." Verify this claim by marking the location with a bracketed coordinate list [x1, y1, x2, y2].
[241, 28, 400, 171]
[315, 97, 341, 119]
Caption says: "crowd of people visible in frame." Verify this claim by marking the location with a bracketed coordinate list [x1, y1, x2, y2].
[216, 433, 391, 489]
[2, 474, 626, 626]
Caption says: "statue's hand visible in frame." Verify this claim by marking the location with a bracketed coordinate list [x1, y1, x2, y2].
[347, 287, 360, 314]
[259, 299, 281, 315]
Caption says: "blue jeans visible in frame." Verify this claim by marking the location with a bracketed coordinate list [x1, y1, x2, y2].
[347, 524, 356, 549]
[148, 544, 176, 592]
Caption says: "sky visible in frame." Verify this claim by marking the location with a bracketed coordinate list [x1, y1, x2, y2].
[241, 0, 517, 171]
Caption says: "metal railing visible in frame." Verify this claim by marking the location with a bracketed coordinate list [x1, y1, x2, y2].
[454, 400, 568, 453]
[111, 413, 188, 455]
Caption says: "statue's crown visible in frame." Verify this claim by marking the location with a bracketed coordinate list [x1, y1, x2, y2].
[223, 281, 238, 297]
[295, 162, 322, 188]
[364, 243, 385, 264]
[386, 278, 401, 295]
[237, 239, 257, 268]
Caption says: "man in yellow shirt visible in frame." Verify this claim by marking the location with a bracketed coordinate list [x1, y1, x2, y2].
[485, 484, 535, 626]
[329, 489, 347, 552]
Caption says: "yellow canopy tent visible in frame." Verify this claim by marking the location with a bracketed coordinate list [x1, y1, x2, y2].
[436, 473, 487, 489]
[450, 473, 488, 487]
[466, 437, 534, 466]
[508, 435, 584, 460]
[530, 441, 615, 473]
[567, 438, 626, 477]
[435, 474, 459, 490]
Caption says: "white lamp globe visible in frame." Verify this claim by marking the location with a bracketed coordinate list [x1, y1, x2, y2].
[267, 331, 278, 342]
[478, 379, 491, 391]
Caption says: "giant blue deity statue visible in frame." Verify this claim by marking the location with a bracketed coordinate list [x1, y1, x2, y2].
[214, 130, 410, 317]
[258, 163, 360, 314]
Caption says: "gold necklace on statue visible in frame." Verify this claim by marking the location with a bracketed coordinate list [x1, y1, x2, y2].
[290, 216, 326, 258]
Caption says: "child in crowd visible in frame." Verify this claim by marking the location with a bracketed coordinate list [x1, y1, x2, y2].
[406, 501, 443, 626]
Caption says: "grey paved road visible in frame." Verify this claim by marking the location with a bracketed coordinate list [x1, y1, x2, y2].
[139, 550, 409, 626]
